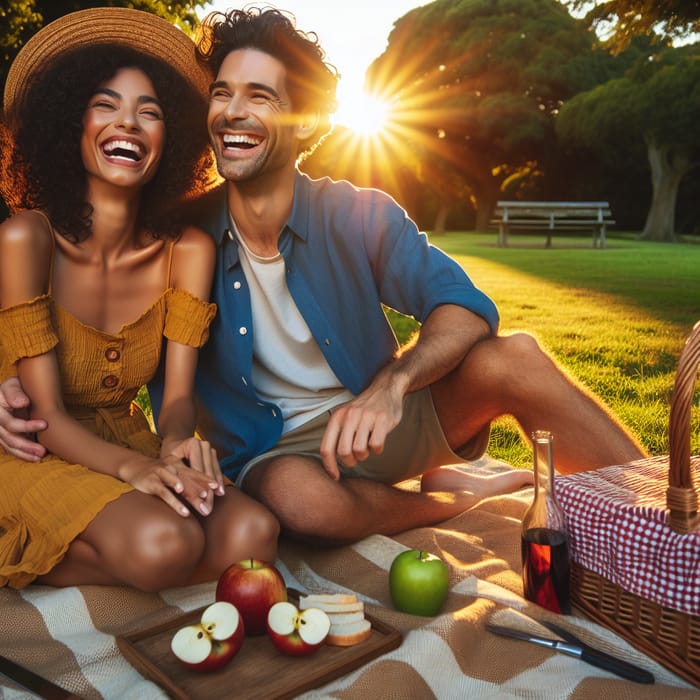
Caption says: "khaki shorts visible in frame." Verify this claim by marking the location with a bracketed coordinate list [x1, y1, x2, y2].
[235, 387, 490, 488]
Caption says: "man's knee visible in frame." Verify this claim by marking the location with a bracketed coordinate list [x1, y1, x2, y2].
[464, 332, 545, 381]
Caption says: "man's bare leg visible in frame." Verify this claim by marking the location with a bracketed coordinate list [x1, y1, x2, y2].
[243, 455, 529, 545]
[420, 465, 533, 493]
[245, 332, 644, 544]
[431, 332, 646, 474]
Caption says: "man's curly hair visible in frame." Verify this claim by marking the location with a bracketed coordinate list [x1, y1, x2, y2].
[196, 7, 339, 160]
[0, 44, 216, 242]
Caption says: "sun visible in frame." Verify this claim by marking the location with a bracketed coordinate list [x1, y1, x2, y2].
[334, 90, 391, 136]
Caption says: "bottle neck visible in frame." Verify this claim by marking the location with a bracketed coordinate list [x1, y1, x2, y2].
[532, 430, 555, 499]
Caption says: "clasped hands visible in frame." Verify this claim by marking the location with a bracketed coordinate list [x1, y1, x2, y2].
[120, 436, 224, 518]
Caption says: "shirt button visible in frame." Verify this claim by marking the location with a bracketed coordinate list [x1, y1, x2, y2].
[239, 327, 247, 335]
[226, 228, 234, 241]
[104, 347, 120, 362]
[324, 338, 331, 345]
[233, 281, 241, 290]
[102, 375, 119, 389]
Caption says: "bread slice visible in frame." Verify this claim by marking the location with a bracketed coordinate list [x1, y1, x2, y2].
[299, 597, 364, 614]
[324, 610, 365, 625]
[300, 593, 358, 605]
[326, 618, 372, 647]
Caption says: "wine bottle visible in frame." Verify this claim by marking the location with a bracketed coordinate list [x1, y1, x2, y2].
[521, 430, 571, 614]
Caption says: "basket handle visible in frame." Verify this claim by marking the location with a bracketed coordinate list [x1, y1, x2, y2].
[666, 320, 700, 533]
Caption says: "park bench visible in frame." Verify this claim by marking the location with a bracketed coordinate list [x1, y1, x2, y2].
[492, 200, 615, 248]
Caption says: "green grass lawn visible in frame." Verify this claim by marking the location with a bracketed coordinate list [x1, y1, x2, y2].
[400, 231, 700, 467]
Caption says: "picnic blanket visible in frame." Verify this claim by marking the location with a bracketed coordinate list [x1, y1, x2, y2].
[1, 458, 697, 699]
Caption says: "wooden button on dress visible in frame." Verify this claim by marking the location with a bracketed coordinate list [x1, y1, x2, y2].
[105, 348, 120, 362]
[102, 375, 119, 388]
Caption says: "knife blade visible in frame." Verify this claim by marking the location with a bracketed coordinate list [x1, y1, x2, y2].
[0, 653, 82, 699]
[485, 623, 654, 684]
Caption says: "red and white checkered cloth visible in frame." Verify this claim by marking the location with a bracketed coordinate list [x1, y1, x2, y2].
[556, 455, 700, 615]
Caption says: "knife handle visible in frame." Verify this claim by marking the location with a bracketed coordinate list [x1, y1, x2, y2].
[0, 654, 81, 699]
[580, 646, 654, 684]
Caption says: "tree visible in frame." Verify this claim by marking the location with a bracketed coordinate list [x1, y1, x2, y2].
[557, 45, 700, 241]
[563, 0, 700, 53]
[364, 0, 621, 231]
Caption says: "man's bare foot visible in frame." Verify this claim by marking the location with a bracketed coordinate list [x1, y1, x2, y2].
[420, 465, 533, 499]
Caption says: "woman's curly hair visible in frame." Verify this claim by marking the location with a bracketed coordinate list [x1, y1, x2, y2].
[197, 7, 339, 161]
[0, 44, 216, 242]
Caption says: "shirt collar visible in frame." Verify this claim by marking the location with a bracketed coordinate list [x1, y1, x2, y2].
[213, 170, 313, 245]
[286, 170, 311, 243]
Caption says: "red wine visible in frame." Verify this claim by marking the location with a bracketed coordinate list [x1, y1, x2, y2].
[521, 527, 571, 614]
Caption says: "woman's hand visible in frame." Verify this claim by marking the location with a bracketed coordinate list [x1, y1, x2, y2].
[119, 452, 221, 517]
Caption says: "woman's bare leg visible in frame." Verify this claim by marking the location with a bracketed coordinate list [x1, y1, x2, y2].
[37, 487, 280, 590]
[189, 486, 280, 583]
[37, 490, 206, 591]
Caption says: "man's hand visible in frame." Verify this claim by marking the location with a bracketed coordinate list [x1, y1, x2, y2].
[319, 305, 492, 480]
[163, 436, 225, 497]
[319, 376, 406, 480]
[0, 377, 47, 461]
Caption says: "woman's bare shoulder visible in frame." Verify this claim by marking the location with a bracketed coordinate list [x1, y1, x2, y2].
[169, 225, 216, 296]
[175, 224, 215, 250]
[0, 210, 53, 249]
[0, 211, 54, 303]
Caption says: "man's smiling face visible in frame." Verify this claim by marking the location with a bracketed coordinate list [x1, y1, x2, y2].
[207, 48, 299, 183]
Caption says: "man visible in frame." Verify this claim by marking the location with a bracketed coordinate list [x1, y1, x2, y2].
[0, 7, 646, 545]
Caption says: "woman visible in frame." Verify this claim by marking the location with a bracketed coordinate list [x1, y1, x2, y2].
[0, 8, 279, 592]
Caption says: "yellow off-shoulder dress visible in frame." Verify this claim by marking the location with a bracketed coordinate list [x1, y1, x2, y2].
[0, 246, 216, 589]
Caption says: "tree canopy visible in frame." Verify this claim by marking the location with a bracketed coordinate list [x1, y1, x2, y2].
[362, 0, 620, 230]
[564, 0, 700, 52]
[557, 45, 700, 241]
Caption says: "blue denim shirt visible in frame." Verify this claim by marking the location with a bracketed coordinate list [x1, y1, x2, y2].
[150, 171, 499, 479]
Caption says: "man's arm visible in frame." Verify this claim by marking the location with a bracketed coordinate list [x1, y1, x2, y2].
[319, 304, 491, 478]
[0, 376, 48, 461]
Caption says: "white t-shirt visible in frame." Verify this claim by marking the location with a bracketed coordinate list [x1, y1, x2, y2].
[235, 229, 352, 433]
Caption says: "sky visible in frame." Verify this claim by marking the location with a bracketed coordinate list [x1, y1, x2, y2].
[198, 1, 426, 128]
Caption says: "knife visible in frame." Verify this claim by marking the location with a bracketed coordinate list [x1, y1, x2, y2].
[485, 622, 655, 684]
[0, 653, 82, 699]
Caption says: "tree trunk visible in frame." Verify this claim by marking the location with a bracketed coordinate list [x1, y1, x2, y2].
[474, 178, 502, 232]
[640, 141, 692, 242]
[433, 201, 450, 234]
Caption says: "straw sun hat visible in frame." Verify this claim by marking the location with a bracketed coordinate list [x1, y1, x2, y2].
[3, 6, 211, 120]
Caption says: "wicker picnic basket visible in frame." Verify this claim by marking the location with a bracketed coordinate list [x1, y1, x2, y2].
[559, 321, 700, 687]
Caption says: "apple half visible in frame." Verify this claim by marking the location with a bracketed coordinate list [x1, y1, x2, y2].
[267, 601, 330, 656]
[171, 601, 244, 672]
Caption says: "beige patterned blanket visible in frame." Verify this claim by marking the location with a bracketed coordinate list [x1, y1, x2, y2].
[1, 459, 696, 699]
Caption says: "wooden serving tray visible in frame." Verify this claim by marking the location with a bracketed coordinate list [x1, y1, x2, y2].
[116, 590, 402, 700]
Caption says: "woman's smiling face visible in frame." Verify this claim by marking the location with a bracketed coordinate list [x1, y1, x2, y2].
[80, 66, 165, 190]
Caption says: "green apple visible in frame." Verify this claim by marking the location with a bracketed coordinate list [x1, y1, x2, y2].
[389, 549, 449, 616]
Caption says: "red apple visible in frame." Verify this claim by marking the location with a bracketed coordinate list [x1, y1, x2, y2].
[267, 601, 330, 656]
[170, 601, 244, 672]
[216, 559, 287, 636]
